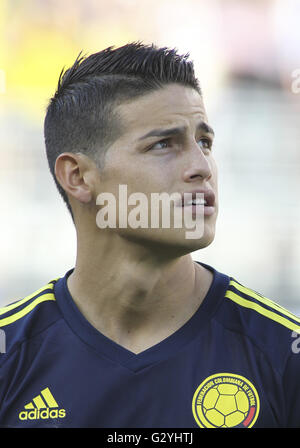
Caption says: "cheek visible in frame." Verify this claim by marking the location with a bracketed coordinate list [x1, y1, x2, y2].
[100, 160, 150, 196]
[127, 158, 172, 193]
[102, 147, 176, 195]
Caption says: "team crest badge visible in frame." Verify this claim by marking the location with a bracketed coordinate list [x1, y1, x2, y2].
[192, 373, 260, 428]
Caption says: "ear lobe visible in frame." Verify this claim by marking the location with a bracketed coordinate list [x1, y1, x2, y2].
[55, 153, 93, 204]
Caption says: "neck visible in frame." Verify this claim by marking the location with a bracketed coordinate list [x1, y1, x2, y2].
[67, 228, 213, 353]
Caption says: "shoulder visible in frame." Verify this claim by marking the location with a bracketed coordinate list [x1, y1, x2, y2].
[217, 275, 300, 370]
[225, 277, 300, 331]
[0, 278, 62, 366]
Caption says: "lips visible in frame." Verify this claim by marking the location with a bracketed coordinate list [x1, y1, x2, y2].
[174, 189, 216, 218]
[180, 189, 216, 207]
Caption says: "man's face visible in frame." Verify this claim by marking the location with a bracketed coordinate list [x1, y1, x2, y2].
[92, 83, 218, 255]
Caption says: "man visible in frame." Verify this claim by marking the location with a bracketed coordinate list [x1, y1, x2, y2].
[1, 42, 300, 428]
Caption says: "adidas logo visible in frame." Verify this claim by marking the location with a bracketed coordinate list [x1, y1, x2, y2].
[18, 387, 66, 421]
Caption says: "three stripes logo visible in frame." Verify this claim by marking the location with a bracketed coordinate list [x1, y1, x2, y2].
[19, 387, 66, 421]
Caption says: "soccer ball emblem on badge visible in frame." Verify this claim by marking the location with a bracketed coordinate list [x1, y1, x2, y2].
[192, 373, 260, 428]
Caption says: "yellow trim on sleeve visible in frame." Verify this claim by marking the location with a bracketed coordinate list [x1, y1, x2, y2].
[0, 293, 55, 327]
[225, 289, 300, 332]
[230, 280, 300, 324]
[0, 282, 55, 316]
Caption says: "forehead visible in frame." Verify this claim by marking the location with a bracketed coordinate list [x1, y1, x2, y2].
[115, 84, 207, 138]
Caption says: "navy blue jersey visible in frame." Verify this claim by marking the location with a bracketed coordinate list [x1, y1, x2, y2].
[1, 262, 300, 428]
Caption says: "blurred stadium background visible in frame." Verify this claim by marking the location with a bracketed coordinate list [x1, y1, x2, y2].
[1, 0, 300, 313]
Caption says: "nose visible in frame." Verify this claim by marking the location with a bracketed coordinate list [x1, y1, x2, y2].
[182, 141, 212, 183]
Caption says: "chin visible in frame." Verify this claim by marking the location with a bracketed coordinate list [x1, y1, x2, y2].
[119, 226, 216, 258]
[175, 231, 215, 255]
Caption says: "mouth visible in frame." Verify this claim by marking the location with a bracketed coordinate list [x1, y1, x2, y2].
[178, 189, 216, 217]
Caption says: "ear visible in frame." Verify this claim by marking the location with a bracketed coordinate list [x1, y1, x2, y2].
[55, 152, 96, 204]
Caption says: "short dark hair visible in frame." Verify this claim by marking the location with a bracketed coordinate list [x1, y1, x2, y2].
[44, 42, 201, 217]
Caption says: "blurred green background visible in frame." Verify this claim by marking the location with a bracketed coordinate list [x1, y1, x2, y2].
[1, 0, 300, 312]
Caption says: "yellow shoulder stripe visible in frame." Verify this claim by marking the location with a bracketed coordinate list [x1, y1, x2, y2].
[230, 280, 300, 325]
[0, 282, 56, 316]
[226, 282, 300, 332]
[0, 293, 55, 327]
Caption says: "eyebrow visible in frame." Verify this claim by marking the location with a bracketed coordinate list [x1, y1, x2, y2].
[138, 121, 215, 141]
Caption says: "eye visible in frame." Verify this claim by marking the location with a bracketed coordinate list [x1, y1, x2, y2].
[148, 139, 169, 151]
[197, 137, 212, 151]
